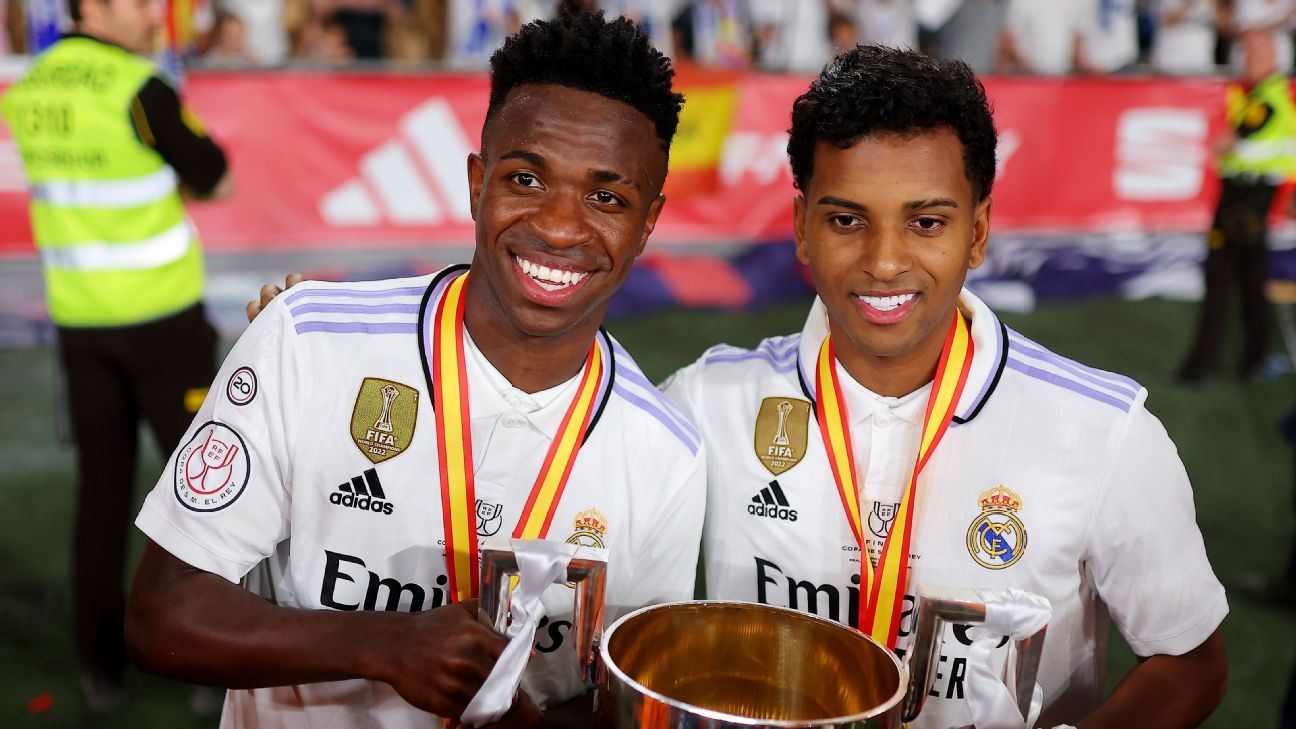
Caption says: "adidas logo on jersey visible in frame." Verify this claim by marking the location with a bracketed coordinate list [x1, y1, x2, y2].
[329, 468, 394, 515]
[748, 480, 797, 522]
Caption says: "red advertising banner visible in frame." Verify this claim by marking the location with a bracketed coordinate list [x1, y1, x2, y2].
[0, 71, 1228, 257]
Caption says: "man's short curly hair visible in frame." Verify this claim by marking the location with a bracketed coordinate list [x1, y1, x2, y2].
[788, 45, 997, 201]
[486, 11, 683, 156]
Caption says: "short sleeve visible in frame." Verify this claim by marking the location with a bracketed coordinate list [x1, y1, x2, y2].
[660, 356, 707, 434]
[1080, 401, 1228, 657]
[135, 297, 306, 583]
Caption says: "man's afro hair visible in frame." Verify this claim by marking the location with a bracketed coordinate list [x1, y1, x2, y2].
[486, 10, 684, 153]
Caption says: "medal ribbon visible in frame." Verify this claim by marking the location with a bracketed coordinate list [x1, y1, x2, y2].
[431, 272, 605, 603]
[814, 312, 973, 649]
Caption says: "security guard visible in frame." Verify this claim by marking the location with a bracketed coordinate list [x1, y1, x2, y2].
[1179, 29, 1296, 383]
[2, 0, 230, 711]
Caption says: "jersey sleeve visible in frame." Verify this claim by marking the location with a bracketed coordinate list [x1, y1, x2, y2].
[130, 76, 228, 196]
[1080, 399, 1228, 657]
[135, 297, 307, 583]
[660, 355, 707, 434]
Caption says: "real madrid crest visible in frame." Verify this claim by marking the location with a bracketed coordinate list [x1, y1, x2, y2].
[351, 378, 419, 464]
[566, 508, 608, 549]
[753, 397, 811, 476]
[966, 485, 1028, 570]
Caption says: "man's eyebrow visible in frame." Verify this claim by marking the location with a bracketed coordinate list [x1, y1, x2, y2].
[816, 196, 867, 212]
[499, 150, 547, 167]
[591, 169, 640, 190]
[906, 197, 959, 210]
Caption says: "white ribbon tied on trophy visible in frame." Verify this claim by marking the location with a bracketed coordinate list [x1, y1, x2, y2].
[460, 540, 577, 727]
[963, 588, 1052, 729]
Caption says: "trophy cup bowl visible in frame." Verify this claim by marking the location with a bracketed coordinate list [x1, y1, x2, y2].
[597, 601, 906, 728]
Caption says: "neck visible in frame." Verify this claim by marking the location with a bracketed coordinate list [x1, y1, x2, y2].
[461, 277, 598, 394]
[828, 316, 953, 399]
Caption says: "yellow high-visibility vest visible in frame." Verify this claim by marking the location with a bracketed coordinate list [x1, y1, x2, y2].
[2, 36, 203, 327]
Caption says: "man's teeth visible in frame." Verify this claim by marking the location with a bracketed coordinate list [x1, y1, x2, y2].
[516, 257, 589, 291]
[857, 293, 916, 312]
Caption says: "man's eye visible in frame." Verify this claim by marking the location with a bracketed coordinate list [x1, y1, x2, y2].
[914, 217, 944, 231]
[591, 191, 621, 205]
[512, 172, 538, 187]
[830, 215, 860, 228]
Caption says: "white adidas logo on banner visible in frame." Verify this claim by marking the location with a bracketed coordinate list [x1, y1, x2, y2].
[319, 98, 476, 227]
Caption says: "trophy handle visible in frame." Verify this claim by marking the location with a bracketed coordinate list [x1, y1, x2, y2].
[901, 589, 1047, 723]
[479, 542, 609, 684]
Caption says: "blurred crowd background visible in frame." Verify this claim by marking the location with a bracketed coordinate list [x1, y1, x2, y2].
[1, 0, 1294, 76]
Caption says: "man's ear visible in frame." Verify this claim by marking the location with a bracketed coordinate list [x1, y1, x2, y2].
[968, 195, 992, 270]
[635, 194, 667, 258]
[467, 153, 486, 221]
[793, 195, 810, 265]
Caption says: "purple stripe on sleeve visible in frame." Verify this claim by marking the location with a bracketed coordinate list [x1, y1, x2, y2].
[1007, 333, 1139, 399]
[1006, 358, 1131, 412]
[614, 368, 701, 442]
[289, 302, 421, 317]
[294, 321, 420, 335]
[612, 383, 700, 455]
[606, 340, 701, 440]
[705, 351, 798, 373]
[283, 285, 428, 305]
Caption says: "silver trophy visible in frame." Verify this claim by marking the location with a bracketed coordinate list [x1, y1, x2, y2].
[594, 590, 1047, 728]
[478, 541, 609, 684]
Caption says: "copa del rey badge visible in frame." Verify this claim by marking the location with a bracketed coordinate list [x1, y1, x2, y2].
[174, 422, 250, 512]
[351, 378, 419, 464]
[753, 397, 810, 476]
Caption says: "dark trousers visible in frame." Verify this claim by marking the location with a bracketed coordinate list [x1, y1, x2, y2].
[1181, 178, 1278, 378]
[57, 303, 216, 684]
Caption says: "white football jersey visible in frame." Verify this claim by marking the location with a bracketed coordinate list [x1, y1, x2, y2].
[137, 266, 706, 728]
[664, 290, 1226, 728]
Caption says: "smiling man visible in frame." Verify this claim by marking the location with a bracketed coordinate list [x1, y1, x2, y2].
[123, 12, 702, 728]
[664, 46, 1228, 728]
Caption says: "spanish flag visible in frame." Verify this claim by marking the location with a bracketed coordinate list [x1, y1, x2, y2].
[665, 66, 740, 199]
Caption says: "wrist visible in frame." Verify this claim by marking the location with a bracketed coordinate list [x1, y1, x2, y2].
[350, 610, 409, 685]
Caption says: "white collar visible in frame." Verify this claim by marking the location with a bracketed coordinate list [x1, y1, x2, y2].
[796, 288, 1007, 424]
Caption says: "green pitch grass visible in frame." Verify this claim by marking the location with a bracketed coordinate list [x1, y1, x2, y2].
[0, 296, 1292, 727]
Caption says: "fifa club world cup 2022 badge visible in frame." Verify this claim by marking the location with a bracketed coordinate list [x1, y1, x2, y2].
[753, 397, 810, 476]
[966, 485, 1029, 570]
[351, 378, 419, 464]
[174, 421, 251, 512]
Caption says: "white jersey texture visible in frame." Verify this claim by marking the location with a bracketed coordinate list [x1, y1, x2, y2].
[136, 266, 706, 728]
[663, 290, 1226, 729]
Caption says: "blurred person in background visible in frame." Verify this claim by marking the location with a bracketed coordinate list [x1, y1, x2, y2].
[1075, 0, 1140, 72]
[1, 0, 231, 712]
[999, 0, 1080, 74]
[853, 0, 918, 50]
[309, 0, 394, 59]
[1224, 0, 1296, 73]
[568, 0, 676, 57]
[828, 5, 858, 52]
[1151, 0, 1220, 75]
[672, 0, 754, 68]
[1178, 30, 1296, 383]
[206, 11, 255, 64]
[443, 0, 542, 67]
[747, 0, 833, 72]
[925, 0, 1009, 73]
[217, 0, 292, 66]
[297, 9, 357, 62]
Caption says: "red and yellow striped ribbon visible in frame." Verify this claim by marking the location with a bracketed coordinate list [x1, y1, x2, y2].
[432, 272, 605, 603]
[814, 312, 974, 649]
